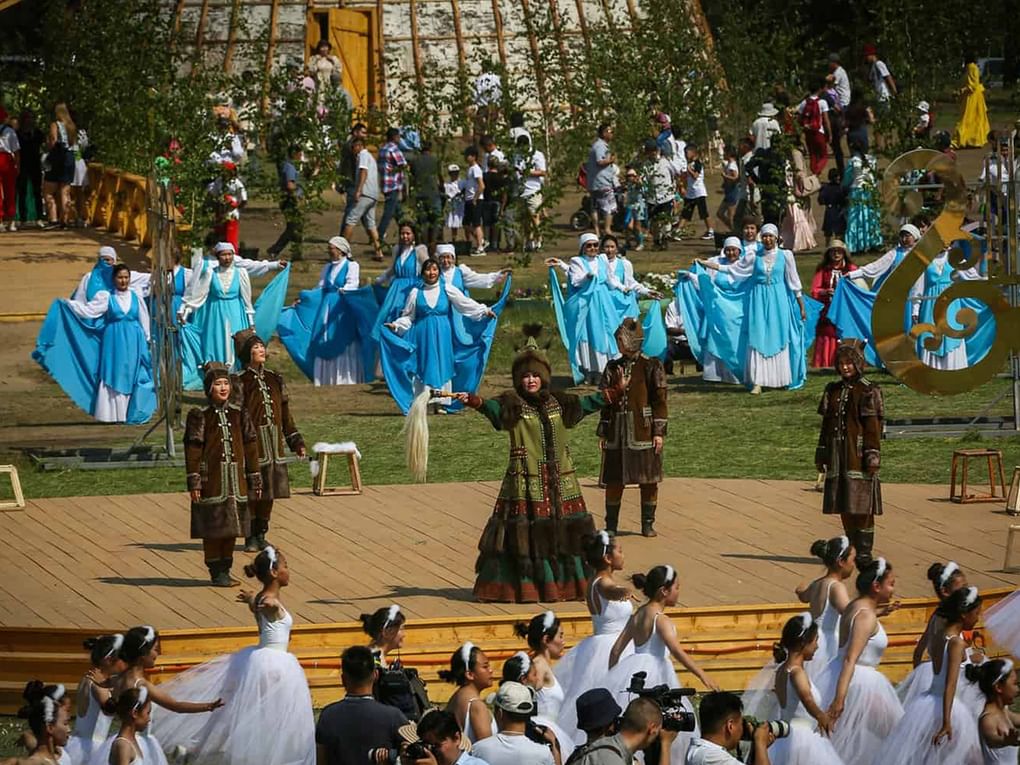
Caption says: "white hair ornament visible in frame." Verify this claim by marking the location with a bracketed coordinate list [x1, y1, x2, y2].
[459, 642, 475, 669]
[541, 610, 555, 631]
[938, 561, 960, 589]
[384, 604, 401, 628]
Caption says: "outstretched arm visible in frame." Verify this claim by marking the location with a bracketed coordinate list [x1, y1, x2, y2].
[659, 615, 720, 691]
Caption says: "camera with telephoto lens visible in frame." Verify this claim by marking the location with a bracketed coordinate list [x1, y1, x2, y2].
[626, 672, 697, 732]
[740, 717, 791, 741]
[525, 720, 552, 748]
[368, 740, 429, 765]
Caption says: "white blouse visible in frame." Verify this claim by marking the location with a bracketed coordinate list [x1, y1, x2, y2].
[65, 289, 151, 340]
[718, 248, 803, 295]
[178, 264, 254, 323]
[391, 282, 490, 334]
[605, 256, 653, 296]
[318, 258, 361, 291]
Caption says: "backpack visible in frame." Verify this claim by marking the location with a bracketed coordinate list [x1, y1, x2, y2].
[800, 97, 822, 132]
[374, 660, 431, 721]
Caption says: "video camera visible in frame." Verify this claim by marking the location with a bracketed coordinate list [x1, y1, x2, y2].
[740, 717, 791, 741]
[626, 672, 697, 733]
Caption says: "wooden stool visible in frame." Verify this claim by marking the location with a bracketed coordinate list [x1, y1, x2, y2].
[312, 448, 362, 496]
[1007, 466, 1020, 516]
[0, 465, 25, 510]
[950, 448, 1007, 503]
[1005, 525, 1020, 573]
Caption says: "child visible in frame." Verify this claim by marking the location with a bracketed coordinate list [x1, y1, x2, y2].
[513, 612, 567, 721]
[681, 144, 713, 241]
[153, 547, 316, 765]
[444, 164, 465, 242]
[207, 161, 247, 252]
[184, 363, 261, 586]
[15, 686, 71, 765]
[440, 643, 496, 744]
[967, 659, 1020, 761]
[361, 604, 407, 669]
[462, 146, 486, 255]
[231, 329, 305, 552]
[794, 537, 854, 683]
[913, 100, 932, 139]
[622, 164, 646, 251]
[109, 687, 152, 765]
[64, 634, 126, 764]
[716, 144, 739, 233]
[818, 167, 847, 241]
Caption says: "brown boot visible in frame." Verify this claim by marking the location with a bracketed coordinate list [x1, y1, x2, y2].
[640, 503, 658, 538]
[605, 503, 621, 536]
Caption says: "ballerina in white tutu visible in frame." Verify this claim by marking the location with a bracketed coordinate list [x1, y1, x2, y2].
[440, 643, 496, 744]
[816, 558, 903, 765]
[879, 586, 983, 765]
[794, 536, 854, 684]
[513, 611, 567, 722]
[88, 626, 221, 765]
[555, 532, 634, 737]
[984, 588, 1020, 660]
[151, 546, 315, 765]
[768, 613, 845, 765]
[500, 652, 575, 761]
[362, 604, 407, 669]
[898, 561, 969, 706]
[108, 688, 152, 765]
[14, 688, 72, 765]
[64, 635, 126, 765]
[605, 565, 720, 763]
[967, 659, 1020, 764]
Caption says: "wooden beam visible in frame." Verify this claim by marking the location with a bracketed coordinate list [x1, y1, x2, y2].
[261, 0, 282, 113]
[490, 0, 508, 71]
[193, 0, 211, 55]
[409, 0, 425, 89]
[572, 0, 592, 56]
[546, 0, 575, 116]
[516, 0, 550, 127]
[222, 0, 243, 72]
[376, 0, 388, 110]
[449, 0, 467, 69]
[623, 0, 637, 25]
[170, 0, 187, 47]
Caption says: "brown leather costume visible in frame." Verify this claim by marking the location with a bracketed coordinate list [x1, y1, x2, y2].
[185, 403, 260, 539]
[815, 338, 883, 564]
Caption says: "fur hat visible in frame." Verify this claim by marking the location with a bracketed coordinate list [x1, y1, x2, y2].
[233, 329, 265, 366]
[202, 362, 232, 397]
[615, 317, 644, 357]
[512, 324, 552, 391]
[835, 338, 867, 374]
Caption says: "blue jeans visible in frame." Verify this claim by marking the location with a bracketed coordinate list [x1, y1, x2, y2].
[378, 190, 402, 241]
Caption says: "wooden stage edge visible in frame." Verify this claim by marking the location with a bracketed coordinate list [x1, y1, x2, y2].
[0, 477, 1017, 711]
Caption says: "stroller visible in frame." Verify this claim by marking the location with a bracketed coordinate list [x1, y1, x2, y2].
[569, 163, 626, 231]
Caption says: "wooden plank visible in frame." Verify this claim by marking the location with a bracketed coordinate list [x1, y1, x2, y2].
[514, 0, 550, 127]
[408, 0, 425, 89]
[222, 0, 243, 72]
[490, 0, 508, 71]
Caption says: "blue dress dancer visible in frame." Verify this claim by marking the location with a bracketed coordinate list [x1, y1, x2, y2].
[372, 223, 430, 339]
[277, 236, 379, 385]
[549, 233, 621, 384]
[34, 263, 156, 424]
[379, 258, 506, 414]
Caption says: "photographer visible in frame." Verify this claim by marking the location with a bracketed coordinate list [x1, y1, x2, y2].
[472, 682, 560, 765]
[401, 710, 491, 765]
[316, 645, 407, 765]
[569, 696, 678, 765]
[686, 693, 773, 765]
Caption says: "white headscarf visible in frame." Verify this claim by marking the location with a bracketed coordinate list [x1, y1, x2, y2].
[328, 236, 352, 257]
[899, 223, 921, 241]
[578, 232, 599, 255]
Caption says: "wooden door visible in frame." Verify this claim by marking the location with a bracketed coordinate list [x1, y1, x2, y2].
[305, 8, 379, 112]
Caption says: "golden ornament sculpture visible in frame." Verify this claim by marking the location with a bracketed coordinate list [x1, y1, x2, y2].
[872, 149, 1018, 395]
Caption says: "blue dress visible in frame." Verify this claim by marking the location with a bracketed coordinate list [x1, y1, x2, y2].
[549, 257, 620, 384]
[33, 290, 156, 424]
[913, 253, 994, 368]
[842, 159, 882, 254]
[372, 247, 422, 339]
[409, 286, 456, 388]
[278, 260, 379, 382]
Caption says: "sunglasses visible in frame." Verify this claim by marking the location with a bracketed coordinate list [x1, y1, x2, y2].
[583, 242, 599, 249]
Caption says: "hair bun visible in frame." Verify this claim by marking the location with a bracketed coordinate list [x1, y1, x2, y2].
[512, 622, 529, 639]
[83, 637, 98, 650]
[631, 573, 648, 590]
[772, 641, 788, 664]
[242, 563, 257, 578]
[810, 539, 828, 560]
[964, 663, 982, 683]
[926, 562, 944, 583]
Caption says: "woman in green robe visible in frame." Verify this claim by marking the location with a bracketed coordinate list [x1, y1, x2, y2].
[454, 326, 622, 603]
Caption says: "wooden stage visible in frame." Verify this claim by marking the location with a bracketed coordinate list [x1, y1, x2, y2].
[1, 477, 1017, 630]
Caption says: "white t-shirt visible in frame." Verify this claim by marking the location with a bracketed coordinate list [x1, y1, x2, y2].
[588, 138, 614, 192]
[518, 150, 546, 197]
[0, 125, 20, 155]
[684, 159, 707, 200]
[750, 117, 780, 150]
[870, 60, 892, 100]
[481, 147, 505, 173]
[685, 738, 742, 765]
[832, 65, 852, 106]
[796, 96, 830, 135]
[357, 148, 380, 200]
[464, 164, 483, 202]
[472, 733, 554, 765]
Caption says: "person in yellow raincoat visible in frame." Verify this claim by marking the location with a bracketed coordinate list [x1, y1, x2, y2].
[954, 54, 990, 148]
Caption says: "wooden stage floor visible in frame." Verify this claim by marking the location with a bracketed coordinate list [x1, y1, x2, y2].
[1, 478, 1017, 630]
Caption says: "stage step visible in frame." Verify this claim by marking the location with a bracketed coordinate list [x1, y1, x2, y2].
[0, 589, 1010, 714]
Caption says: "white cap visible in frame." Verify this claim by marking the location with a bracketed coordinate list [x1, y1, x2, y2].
[447, 163, 460, 173]
[900, 223, 922, 240]
[760, 223, 779, 237]
[328, 236, 352, 256]
[916, 100, 930, 112]
[435, 243, 456, 257]
[722, 236, 742, 251]
[98, 246, 117, 263]
[494, 682, 537, 714]
[578, 232, 599, 253]
[213, 241, 236, 254]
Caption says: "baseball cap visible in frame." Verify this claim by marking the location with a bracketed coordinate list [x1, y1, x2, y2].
[494, 682, 536, 715]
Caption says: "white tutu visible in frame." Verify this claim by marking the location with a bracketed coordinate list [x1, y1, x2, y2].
[556, 633, 634, 739]
[602, 654, 698, 763]
[808, 626, 840, 686]
[769, 719, 845, 765]
[64, 712, 114, 764]
[816, 660, 903, 765]
[534, 715, 575, 762]
[741, 662, 781, 722]
[87, 730, 169, 765]
[985, 589, 1020, 658]
[151, 645, 315, 765]
[897, 660, 934, 705]
[878, 690, 982, 765]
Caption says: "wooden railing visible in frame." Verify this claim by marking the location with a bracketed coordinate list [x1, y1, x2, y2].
[84, 164, 157, 246]
[0, 587, 1013, 712]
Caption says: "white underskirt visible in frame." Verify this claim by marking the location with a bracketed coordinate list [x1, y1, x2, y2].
[747, 347, 792, 388]
[921, 340, 968, 371]
[313, 342, 364, 385]
[94, 383, 130, 422]
[575, 342, 610, 380]
[703, 352, 740, 384]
